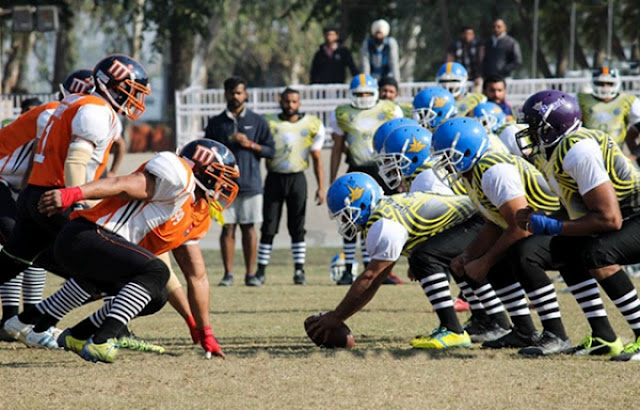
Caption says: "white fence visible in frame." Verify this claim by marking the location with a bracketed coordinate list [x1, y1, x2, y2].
[175, 76, 640, 148]
[0, 93, 59, 122]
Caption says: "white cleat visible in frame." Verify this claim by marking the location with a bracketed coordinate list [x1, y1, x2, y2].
[25, 327, 63, 349]
[3, 316, 33, 343]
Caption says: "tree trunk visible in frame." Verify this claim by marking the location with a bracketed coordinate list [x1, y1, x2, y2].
[512, 0, 553, 78]
[555, 41, 567, 77]
[16, 31, 36, 92]
[52, 22, 75, 93]
[437, 0, 451, 52]
[2, 32, 35, 93]
[130, 0, 145, 61]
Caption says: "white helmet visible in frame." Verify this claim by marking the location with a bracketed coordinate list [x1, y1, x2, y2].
[329, 253, 358, 282]
[592, 67, 620, 100]
[349, 74, 379, 109]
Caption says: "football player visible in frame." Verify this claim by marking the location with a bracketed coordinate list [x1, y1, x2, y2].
[411, 87, 457, 132]
[435, 62, 486, 116]
[34, 139, 239, 362]
[516, 90, 640, 358]
[329, 74, 403, 285]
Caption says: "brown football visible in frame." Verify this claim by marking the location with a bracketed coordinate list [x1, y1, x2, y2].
[304, 314, 355, 349]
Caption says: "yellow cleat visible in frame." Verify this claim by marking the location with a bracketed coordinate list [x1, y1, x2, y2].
[81, 338, 119, 363]
[572, 335, 624, 356]
[411, 327, 472, 349]
[58, 329, 87, 356]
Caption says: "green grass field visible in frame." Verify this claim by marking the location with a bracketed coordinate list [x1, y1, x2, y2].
[1, 248, 640, 409]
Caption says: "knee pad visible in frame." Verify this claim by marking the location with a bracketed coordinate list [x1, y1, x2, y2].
[138, 287, 168, 317]
[131, 258, 170, 300]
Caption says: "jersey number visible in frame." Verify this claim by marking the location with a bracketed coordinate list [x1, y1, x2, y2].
[33, 122, 53, 164]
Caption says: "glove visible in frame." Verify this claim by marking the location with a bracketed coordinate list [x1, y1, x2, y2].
[529, 214, 563, 236]
[199, 326, 224, 358]
[186, 315, 199, 344]
[59, 187, 84, 210]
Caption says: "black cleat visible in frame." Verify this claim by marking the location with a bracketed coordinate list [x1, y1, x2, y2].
[293, 269, 307, 285]
[245, 274, 262, 287]
[483, 328, 541, 349]
[255, 268, 266, 285]
[336, 271, 353, 286]
[218, 273, 234, 287]
[518, 331, 572, 357]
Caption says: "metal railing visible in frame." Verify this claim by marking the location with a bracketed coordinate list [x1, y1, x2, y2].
[0, 93, 58, 121]
[175, 76, 640, 148]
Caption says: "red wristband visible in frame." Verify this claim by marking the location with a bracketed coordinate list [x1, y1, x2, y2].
[200, 326, 213, 337]
[59, 186, 84, 209]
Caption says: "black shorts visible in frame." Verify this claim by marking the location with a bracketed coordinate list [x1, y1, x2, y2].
[261, 172, 307, 241]
[0, 182, 18, 244]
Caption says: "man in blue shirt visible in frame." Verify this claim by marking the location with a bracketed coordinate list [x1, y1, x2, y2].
[204, 77, 275, 287]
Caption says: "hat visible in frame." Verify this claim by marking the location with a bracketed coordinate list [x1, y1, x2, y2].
[371, 19, 390, 36]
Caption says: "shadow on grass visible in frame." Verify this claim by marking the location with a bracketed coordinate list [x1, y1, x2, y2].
[211, 307, 432, 315]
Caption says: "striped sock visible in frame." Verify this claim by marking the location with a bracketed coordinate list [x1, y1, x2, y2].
[421, 272, 461, 333]
[344, 240, 357, 269]
[360, 237, 371, 266]
[473, 282, 510, 329]
[89, 297, 114, 328]
[38, 278, 92, 320]
[526, 283, 567, 338]
[457, 280, 485, 313]
[106, 282, 152, 326]
[292, 241, 306, 267]
[599, 270, 640, 338]
[568, 278, 615, 341]
[0, 273, 23, 322]
[257, 242, 272, 267]
[22, 267, 46, 306]
[495, 282, 537, 334]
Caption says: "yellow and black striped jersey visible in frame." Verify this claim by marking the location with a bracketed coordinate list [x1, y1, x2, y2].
[530, 127, 640, 219]
[468, 152, 561, 229]
[365, 191, 476, 256]
[577, 93, 639, 146]
[456, 92, 487, 117]
[264, 113, 324, 173]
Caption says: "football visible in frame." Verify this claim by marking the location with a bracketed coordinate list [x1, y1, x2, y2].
[304, 313, 355, 349]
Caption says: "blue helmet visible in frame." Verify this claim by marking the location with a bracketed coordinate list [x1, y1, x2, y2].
[472, 102, 506, 133]
[349, 74, 379, 109]
[373, 117, 420, 154]
[431, 117, 488, 186]
[376, 125, 433, 190]
[436, 62, 468, 97]
[411, 87, 457, 130]
[327, 172, 383, 240]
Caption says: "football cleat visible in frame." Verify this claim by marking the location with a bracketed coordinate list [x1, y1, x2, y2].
[3, 316, 33, 343]
[81, 338, 119, 363]
[244, 273, 262, 287]
[610, 336, 640, 361]
[118, 332, 165, 354]
[411, 327, 471, 349]
[218, 273, 234, 287]
[293, 269, 307, 285]
[570, 335, 623, 356]
[57, 329, 87, 355]
[24, 327, 63, 349]
[468, 321, 510, 344]
[518, 331, 572, 357]
[0, 327, 18, 342]
[482, 329, 541, 349]
[255, 268, 266, 285]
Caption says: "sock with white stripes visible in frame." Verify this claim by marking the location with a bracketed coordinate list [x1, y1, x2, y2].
[599, 269, 640, 338]
[566, 276, 616, 342]
[494, 282, 537, 335]
[33, 278, 92, 332]
[93, 282, 152, 344]
[466, 277, 511, 330]
[421, 272, 462, 333]
[0, 273, 23, 323]
[344, 238, 357, 275]
[69, 298, 114, 340]
[525, 283, 567, 339]
[292, 241, 306, 270]
[257, 240, 273, 272]
[22, 267, 47, 310]
[455, 279, 485, 315]
[360, 237, 371, 267]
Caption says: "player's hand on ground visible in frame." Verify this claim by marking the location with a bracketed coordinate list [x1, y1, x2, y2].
[200, 327, 226, 359]
[38, 189, 64, 216]
[464, 258, 489, 282]
[515, 207, 534, 232]
[315, 188, 325, 205]
[306, 311, 343, 346]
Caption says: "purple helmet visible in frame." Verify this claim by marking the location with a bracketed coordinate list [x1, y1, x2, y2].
[516, 90, 581, 155]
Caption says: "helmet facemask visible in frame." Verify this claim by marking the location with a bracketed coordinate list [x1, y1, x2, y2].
[351, 90, 379, 109]
[96, 71, 151, 121]
[376, 152, 410, 190]
[432, 131, 486, 187]
[592, 80, 620, 100]
[193, 162, 240, 213]
[438, 79, 465, 98]
[330, 201, 363, 241]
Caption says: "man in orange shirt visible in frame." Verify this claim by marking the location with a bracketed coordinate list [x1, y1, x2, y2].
[34, 139, 238, 362]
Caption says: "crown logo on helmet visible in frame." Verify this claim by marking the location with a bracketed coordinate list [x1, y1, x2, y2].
[408, 136, 427, 153]
[433, 96, 447, 108]
[348, 186, 365, 202]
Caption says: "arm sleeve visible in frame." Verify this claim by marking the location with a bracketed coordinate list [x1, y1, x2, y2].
[410, 169, 454, 195]
[311, 123, 326, 151]
[329, 111, 344, 136]
[71, 104, 113, 146]
[481, 163, 525, 208]
[562, 139, 610, 196]
[365, 219, 409, 261]
[389, 37, 401, 80]
[256, 117, 275, 158]
[627, 97, 640, 128]
[144, 152, 191, 201]
[393, 104, 404, 119]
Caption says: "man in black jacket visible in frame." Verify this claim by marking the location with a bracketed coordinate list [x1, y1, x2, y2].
[310, 26, 359, 84]
[204, 77, 275, 287]
[482, 19, 522, 79]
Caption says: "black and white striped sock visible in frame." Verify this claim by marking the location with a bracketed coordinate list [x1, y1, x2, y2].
[457, 280, 485, 313]
[0, 274, 22, 321]
[344, 241, 357, 267]
[526, 283, 567, 338]
[360, 237, 371, 266]
[421, 272, 462, 333]
[473, 282, 511, 329]
[38, 278, 92, 320]
[568, 278, 615, 341]
[89, 297, 114, 328]
[22, 267, 46, 306]
[257, 242, 272, 267]
[292, 241, 306, 267]
[105, 282, 152, 326]
[495, 282, 537, 334]
[599, 270, 640, 338]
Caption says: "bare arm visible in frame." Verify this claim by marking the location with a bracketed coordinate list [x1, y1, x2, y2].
[557, 182, 622, 235]
[108, 138, 126, 177]
[310, 149, 325, 205]
[330, 133, 345, 183]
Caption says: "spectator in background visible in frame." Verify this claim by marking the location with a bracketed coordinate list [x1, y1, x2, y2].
[378, 76, 412, 117]
[204, 77, 275, 287]
[482, 74, 514, 120]
[446, 27, 484, 92]
[310, 26, 359, 84]
[20, 98, 42, 114]
[360, 19, 400, 81]
[482, 19, 522, 79]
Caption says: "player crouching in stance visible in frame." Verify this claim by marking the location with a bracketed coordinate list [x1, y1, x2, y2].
[308, 172, 507, 349]
[35, 139, 239, 363]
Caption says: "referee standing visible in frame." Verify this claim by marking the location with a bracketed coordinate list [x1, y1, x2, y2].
[256, 88, 326, 285]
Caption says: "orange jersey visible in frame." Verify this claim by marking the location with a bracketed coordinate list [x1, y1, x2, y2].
[29, 93, 118, 188]
[72, 152, 212, 255]
[0, 102, 59, 190]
